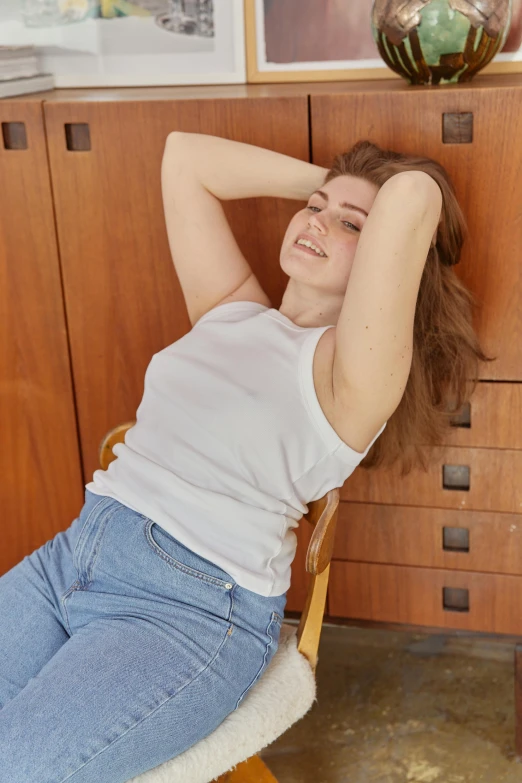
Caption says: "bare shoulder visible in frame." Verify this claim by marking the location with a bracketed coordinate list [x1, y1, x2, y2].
[313, 328, 386, 455]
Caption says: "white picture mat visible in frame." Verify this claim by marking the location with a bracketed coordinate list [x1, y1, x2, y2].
[0, 0, 246, 86]
[254, 0, 522, 72]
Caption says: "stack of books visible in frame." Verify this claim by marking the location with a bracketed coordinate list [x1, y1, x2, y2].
[0, 46, 54, 98]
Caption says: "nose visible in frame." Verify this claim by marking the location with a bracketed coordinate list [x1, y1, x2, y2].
[307, 210, 327, 234]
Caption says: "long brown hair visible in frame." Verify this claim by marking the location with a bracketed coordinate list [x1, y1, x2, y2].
[324, 140, 495, 476]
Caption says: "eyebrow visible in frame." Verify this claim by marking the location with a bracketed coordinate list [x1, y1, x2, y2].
[312, 189, 369, 218]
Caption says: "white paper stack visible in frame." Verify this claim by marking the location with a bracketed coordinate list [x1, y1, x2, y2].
[0, 45, 54, 97]
[0, 45, 40, 80]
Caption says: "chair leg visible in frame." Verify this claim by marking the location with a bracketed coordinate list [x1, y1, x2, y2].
[212, 754, 278, 782]
[515, 644, 522, 758]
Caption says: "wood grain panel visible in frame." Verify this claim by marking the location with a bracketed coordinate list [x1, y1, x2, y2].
[43, 97, 309, 483]
[0, 101, 83, 575]
[341, 447, 522, 513]
[310, 84, 522, 381]
[334, 502, 522, 576]
[442, 382, 522, 450]
[329, 561, 522, 635]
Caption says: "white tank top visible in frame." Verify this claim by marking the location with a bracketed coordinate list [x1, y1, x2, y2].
[86, 301, 386, 596]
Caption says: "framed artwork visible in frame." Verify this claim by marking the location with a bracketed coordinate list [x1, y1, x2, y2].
[0, 0, 246, 87]
[245, 0, 522, 84]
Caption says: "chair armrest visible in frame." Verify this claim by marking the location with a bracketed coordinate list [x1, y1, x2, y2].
[296, 488, 340, 671]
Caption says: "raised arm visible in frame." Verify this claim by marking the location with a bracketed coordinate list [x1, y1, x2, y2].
[164, 132, 327, 201]
[332, 171, 443, 449]
[161, 132, 327, 325]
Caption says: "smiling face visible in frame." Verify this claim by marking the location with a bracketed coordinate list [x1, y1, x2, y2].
[280, 175, 379, 296]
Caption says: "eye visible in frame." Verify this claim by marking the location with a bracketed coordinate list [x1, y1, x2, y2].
[307, 205, 359, 232]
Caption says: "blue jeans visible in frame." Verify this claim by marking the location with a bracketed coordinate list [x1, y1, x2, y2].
[0, 490, 287, 783]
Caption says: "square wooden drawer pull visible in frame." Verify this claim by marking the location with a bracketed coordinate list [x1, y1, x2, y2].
[443, 587, 469, 612]
[65, 123, 91, 151]
[442, 526, 470, 553]
[443, 464, 470, 491]
[442, 112, 473, 144]
[449, 401, 471, 428]
[2, 122, 27, 150]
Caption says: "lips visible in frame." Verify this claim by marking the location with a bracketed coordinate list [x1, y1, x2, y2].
[294, 232, 327, 258]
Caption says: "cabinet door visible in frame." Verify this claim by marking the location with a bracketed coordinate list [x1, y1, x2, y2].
[0, 102, 83, 575]
[310, 78, 522, 381]
[43, 95, 310, 610]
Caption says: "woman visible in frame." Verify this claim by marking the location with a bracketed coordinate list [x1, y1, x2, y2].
[0, 132, 490, 782]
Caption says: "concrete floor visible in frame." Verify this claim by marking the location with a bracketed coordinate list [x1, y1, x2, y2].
[259, 621, 522, 782]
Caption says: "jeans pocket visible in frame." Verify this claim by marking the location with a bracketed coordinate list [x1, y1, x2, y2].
[144, 519, 235, 590]
[235, 611, 283, 709]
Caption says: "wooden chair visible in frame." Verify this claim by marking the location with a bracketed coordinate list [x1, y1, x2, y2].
[99, 423, 340, 783]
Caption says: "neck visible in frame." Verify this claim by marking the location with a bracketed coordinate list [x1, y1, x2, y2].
[278, 282, 343, 328]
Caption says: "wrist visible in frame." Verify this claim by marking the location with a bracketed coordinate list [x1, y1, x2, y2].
[293, 165, 328, 201]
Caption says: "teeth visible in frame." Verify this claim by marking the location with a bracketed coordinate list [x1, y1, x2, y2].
[296, 238, 326, 257]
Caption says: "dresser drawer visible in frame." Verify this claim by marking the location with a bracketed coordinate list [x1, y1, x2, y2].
[334, 502, 522, 576]
[328, 561, 522, 635]
[442, 382, 522, 449]
[341, 447, 522, 513]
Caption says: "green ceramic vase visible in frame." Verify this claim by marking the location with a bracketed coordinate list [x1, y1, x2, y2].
[371, 0, 513, 85]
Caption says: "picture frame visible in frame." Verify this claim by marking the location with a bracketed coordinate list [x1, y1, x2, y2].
[0, 0, 246, 87]
[244, 0, 522, 85]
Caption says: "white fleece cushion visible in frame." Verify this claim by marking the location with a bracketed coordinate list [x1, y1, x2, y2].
[128, 623, 317, 783]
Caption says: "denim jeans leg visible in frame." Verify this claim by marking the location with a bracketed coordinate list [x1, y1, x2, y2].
[0, 491, 287, 783]
[0, 507, 88, 709]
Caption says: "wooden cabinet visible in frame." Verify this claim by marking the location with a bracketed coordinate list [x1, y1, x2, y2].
[0, 100, 83, 575]
[4, 75, 522, 622]
[308, 75, 522, 632]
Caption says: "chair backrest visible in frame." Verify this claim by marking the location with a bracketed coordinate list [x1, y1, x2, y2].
[99, 423, 339, 671]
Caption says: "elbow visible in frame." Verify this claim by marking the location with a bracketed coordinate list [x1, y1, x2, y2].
[388, 171, 442, 208]
[162, 133, 191, 183]
[161, 133, 188, 190]
[165, 130, 184, 145]
[383, 172, 443, 234]
[163, 131, 185, 161]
